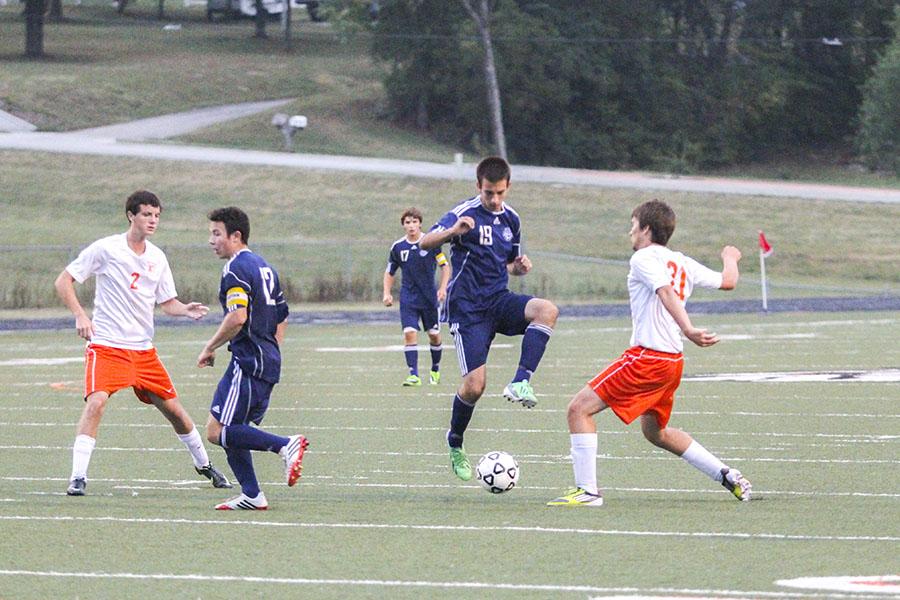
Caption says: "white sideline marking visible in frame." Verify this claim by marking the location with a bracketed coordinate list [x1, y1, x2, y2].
[314, 343, 512, 352]
[684, 369, 900, 383]
[718, 333, 817, 340]
[0, 569, 852, 599]
[0, 357, 83, 366]
[5, 476, 900, 498]
[776, 575, 900, 595]
[1, 516, 897, 543]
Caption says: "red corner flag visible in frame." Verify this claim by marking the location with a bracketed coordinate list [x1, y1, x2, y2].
[758, 231, 773, 258]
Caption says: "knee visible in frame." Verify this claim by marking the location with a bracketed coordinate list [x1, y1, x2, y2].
[642, 426, 666, 448]
[535, 301, 559, 327]
[459, 381, 484, 403]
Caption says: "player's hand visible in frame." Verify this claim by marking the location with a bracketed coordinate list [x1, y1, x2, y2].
[437, 288, 447, 303]
[510, 255, 532, 275]
[197, 348, 215, 368]
[685, 327, 719, 347]
[453, 216, 475, 235]
[383, 294, 393, 307]
[721, 246, 742, 262]
[75, 314, 94, 341]
[185, 302, 210, 320]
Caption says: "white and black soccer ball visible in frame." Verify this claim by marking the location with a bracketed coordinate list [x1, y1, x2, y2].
[475, 450, 519, 494]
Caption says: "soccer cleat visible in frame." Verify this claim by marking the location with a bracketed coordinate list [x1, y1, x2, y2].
[196, 463, 233, 489]
[720, 468, 752, 501]
[66, 478, 86, 496]
[503, 380, 537, 408]
[429, 370, 441, 385]
[547, 487, 604, 507]
[403, 374, 422, 387]
[280, 434, 309, 487]
[449, 446, 473, 481]
[215, 492, 268, 510]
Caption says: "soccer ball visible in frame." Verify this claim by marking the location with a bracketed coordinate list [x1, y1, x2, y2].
[475, 450, 519, 494]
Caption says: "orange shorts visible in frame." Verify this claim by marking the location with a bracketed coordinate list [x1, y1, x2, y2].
[588, 346, 684, 428]
[84, 344, 177, 404]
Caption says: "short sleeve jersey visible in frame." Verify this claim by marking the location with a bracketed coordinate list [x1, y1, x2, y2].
[385, 235, 448, 309]
[66, 233, 176, 350]
[430, 197, 521, 314]
[627, 244, 723, 353]
[219, 248, 289, 384]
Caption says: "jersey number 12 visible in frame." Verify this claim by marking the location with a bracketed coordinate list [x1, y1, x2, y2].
[259, 267, 277, 305]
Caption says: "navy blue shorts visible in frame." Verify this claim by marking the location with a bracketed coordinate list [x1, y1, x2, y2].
[448, 291, 533, 375]
[210, 359, 274, 427]
[400, 303, 440, 333]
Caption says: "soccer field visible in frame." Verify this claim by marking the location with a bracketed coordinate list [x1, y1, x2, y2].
[1, 311, 898, 599]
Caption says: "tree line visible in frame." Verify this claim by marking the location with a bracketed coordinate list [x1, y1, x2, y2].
[364, 0, 898, 173]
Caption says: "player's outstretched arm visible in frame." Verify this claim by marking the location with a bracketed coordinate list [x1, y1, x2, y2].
[720, 245, 742, 290]
[160, 298, 210, 320]
[54, 269, 93, 341]
[656, 285, 719, 347]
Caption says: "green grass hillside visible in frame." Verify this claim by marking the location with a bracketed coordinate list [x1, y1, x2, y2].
[1, 150, 898, 309]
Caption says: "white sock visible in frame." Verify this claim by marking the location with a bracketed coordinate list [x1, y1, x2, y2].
[570, 432, 599, 495]
[70, 434, 96, 481]
[681, 440, 727, 481]
[177, 427, 210, 468]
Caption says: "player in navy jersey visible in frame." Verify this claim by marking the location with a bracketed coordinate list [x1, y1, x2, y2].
[197, 207, 308, 510]
[383, 207, 450, 386]
[420, 157, 559, 481]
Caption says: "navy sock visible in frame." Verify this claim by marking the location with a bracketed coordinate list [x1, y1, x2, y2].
[447, 394, 475, 448]
[222, 424, 289, 453]
[224, 447, 259, 498]
[514, 323, 553, 382]
[430, 344, 442, 372]
[404, 344, 418, 375]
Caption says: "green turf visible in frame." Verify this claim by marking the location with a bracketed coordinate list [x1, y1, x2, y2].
[0, 311, 897, 598]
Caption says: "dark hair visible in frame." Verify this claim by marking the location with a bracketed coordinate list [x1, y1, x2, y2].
[476, 156, 511, 185]
[632, 199, 676, 246]
[125, 190, 161, 221]
[400, 207, 423, 225]
[208, 206, 250, 244]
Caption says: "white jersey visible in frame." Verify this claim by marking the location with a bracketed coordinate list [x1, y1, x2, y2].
[66, 233, 177, 350]
[627, 244, 722, 353]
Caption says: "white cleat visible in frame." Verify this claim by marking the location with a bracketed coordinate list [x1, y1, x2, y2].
[215, 492, 268, 510]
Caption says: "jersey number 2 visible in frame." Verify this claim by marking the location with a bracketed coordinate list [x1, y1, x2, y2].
[130, 272, 140, 290]
[666, 261, 686, 301]
[259, 267, 277, 305]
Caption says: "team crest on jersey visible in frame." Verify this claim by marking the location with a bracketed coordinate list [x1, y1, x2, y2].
[501, 227, 513, 242]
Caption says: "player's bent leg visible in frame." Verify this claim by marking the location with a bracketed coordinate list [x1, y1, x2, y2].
[640, 415, 692, 455]
[523, 297, 559, 328]
[76, 391, 109, 438]
[567, 386, 607, 433]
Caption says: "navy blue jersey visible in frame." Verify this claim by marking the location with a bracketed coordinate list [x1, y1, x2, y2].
[219, 249, 289, 384]
[431, 197, 522, 316]
[386, 236, 448, 309]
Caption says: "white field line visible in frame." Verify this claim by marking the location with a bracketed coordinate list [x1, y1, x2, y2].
[2, 424, 897, 443]
[0, 569, 880, 600]
[0, 515, 897, 543]
[6, 404, 899, 420]
[4, 475, 899, 498]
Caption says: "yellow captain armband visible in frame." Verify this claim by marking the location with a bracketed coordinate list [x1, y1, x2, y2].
[435, 252, 448, 266]
[226, 286, 249, 310]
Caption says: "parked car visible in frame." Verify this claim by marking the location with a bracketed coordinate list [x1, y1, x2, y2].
[207, 0, 322, 21]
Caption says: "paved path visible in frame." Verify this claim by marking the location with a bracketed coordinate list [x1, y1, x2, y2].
[1, 100, 898, 203]
[70, 98, 294, 140]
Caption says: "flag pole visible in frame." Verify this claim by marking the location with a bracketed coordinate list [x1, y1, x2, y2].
[758, 230, 771, 312]
[759, 246, 768, 312]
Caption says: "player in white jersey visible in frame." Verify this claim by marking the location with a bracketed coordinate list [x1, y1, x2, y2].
[548, 199, 752, 507]
[55, 190, 231, 497]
